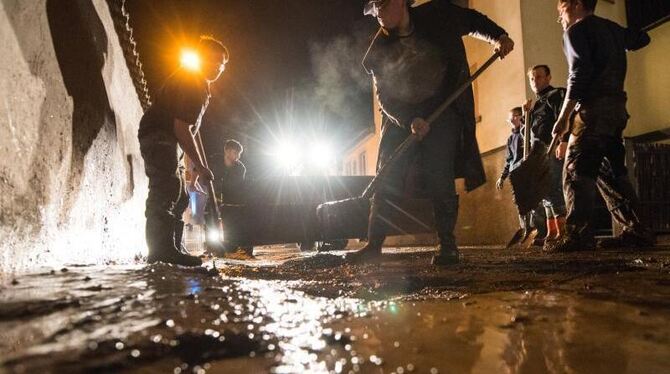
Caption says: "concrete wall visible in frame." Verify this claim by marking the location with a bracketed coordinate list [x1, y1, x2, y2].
[0, 0, 146, 279]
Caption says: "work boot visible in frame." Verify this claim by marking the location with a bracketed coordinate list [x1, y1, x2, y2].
[431, 197, 460, 266]
[598, 228, 656, 249]
[346, 239, 384, 263]
[148, 248, 203, 266]
[223, 247, 255, 260]
[346, 199, 387, 263]
[543, 225, 595, 253]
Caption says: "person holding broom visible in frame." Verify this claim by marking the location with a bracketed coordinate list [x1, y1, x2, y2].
[348, 0, 514, 265]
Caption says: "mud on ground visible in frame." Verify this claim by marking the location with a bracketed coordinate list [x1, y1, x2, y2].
[221, 245, 670, 306]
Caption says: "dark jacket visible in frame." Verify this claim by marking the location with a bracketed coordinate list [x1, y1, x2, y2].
[500, 128, 524, 181]
[362, 0, 506, 191]
[530, 85, 566, 145]
[218, 160, 246, 204]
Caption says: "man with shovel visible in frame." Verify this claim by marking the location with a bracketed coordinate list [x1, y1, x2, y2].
[138, 36, 228, 266]
[348, 0, 513, 265]
[524, 65, 567, 245]
[546, 0, 653, 252]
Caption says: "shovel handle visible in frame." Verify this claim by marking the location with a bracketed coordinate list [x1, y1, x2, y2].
[362, 52, 500, 199]
[546, 135, 560, 157]
[195, 131, 224, 230]
[426, 52, 500, 125]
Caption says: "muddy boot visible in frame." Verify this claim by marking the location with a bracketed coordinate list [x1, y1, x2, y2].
[346, 200, 386, 263]
[432, 197, 460, 266]
[598, 227, 656, 249]
[543, 224, 595, 253]
[148, 250, 203, 266]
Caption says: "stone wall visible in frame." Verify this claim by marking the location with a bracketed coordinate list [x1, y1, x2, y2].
[0, 0, 147, 279]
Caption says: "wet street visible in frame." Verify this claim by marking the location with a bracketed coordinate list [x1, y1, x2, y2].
[1, 245, 670, 373]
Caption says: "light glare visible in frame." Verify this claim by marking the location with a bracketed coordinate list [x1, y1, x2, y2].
[180, 49, 201, 71]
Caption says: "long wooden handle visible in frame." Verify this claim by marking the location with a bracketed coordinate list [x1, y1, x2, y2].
[426, 52, 500, 124]
[361, 52, 500, 199]
[195, 131, 223, 231]
[523, 102, 531, 160]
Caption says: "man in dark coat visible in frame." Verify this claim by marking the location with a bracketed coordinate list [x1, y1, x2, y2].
[547, 0, 654, 252]
[348, 0, 514, 265]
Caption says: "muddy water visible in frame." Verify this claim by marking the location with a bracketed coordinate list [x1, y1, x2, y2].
[1, 265, 669, 373]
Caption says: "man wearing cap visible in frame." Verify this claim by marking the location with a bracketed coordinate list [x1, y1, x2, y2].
[350, 0, 514, 265]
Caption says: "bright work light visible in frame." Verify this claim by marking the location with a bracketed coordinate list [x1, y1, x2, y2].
[274, 140, 299, 171]
[180, 49, 201, 71]
[309, 142, 333, 170]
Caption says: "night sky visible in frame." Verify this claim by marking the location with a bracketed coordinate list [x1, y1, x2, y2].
[125, 0, 378, 177]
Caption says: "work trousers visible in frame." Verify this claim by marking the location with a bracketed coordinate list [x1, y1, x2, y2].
[563, 99, 643, 238]
[371, 112, 460, 246]
[139, 133, 189, 256]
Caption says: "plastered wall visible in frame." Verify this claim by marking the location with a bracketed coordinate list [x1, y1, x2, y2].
[0, 0, 147, 279]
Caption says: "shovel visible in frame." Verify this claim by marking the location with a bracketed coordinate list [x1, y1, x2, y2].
[318, 52, 500, 240]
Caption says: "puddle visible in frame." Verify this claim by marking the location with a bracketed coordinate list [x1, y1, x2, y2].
[1, 265, 669, 373]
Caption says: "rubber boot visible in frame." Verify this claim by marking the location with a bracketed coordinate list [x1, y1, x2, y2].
[174, 220, 189, 254]
[544, 217, 559, 242]
[555, 216, 566, 240]
[147, 216, 202, 266]
[346, 199, 386, 263]
[432, 197, 460, 266]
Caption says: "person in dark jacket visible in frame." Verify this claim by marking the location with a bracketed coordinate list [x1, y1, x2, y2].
[349, 0, 514, 265]
[547, 0, 654, 252]
[217, 139, 247, 204]
[497, 107, 530, 233]
[525, 65, 567, 243]
[497, 107, 524, 191]
[138, 36, 228, 266]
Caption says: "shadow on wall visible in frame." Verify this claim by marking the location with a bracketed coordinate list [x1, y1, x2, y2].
[46, 0, 118, 223]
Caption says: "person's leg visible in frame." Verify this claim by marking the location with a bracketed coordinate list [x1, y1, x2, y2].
[347, 124, 411, 262]
[596, 140, 655, 247]
[545, 133, 603, 252]
[141, 139, 201, 266]
[418, 116, 459, 265]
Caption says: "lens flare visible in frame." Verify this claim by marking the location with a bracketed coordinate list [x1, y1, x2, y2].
[180, 49, 201, 71]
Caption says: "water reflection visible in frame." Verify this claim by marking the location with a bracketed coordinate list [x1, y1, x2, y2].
[0, 266, 668, 373]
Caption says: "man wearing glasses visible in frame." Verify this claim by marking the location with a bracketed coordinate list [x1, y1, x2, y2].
[349, 0, 514, 265]
[138, 36, 228, 266]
